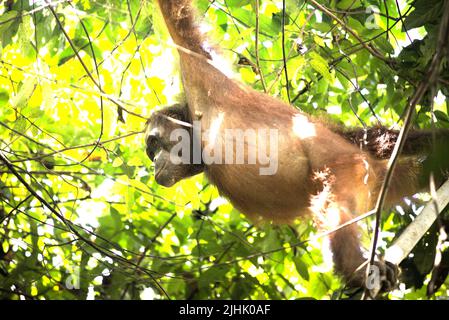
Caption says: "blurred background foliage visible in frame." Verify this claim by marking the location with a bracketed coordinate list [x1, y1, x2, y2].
[0, 0, 449, 300]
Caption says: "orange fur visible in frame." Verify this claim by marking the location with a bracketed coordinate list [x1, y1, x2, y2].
[155, 0, 447, 287]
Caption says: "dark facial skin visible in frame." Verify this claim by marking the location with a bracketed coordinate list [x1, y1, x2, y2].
[145, 104, 204, 187]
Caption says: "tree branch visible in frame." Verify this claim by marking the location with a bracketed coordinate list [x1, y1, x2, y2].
[385, 179, 449, 265]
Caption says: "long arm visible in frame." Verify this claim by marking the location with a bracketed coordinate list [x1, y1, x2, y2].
[156, 0, 211, 58]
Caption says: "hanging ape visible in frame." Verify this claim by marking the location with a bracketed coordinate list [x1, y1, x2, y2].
[146, 0, 449, 292]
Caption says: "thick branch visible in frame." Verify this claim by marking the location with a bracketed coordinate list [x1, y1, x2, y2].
[385, 179, 449, 265]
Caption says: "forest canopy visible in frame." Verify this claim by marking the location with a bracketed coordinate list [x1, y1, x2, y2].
[0, 0, 449, 300]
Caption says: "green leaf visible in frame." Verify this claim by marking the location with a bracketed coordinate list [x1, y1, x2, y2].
[336, 0, 363, 10]
[309, 52, 333, 82]
[294, 256, 310, 281]
[112, 158, 124, 167]
[434, 110, 449, 124]
[374, 37, 394, 54]
[10, 78, 36, 109]
[198, 266, 229, 291]
[226, 0, 251, 6]
[404, 0, 443, 29]
[230, 8, 281, 35]
[0, 89, 9, 107]
[0, 10, 20, 47]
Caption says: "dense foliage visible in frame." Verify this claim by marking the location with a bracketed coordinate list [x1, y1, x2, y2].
[0, 0, 448, 300]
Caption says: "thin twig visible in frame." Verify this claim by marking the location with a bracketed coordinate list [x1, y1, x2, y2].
[281, 0, 291, 103]
[254, 0, 267, 92]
